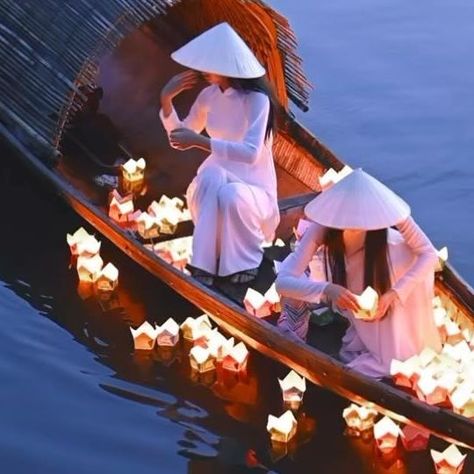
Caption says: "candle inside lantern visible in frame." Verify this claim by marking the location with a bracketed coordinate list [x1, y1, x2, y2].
[430, 444, 466, 474]
[130, 321, 158, 350]
[373, 416, 401, 454]
[355, 286, 379, 320]
[278, 370, 306, 410]
[266, 410, 297, 443]
[95, 262, 119, 292]
[122, 157, 146, 182]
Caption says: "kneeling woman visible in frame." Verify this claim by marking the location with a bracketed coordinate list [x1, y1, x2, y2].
[275, 169, 442, 378]
[159, 23, 279, 285]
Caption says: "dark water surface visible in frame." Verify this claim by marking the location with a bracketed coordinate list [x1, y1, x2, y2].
[1, 1, 473, 473]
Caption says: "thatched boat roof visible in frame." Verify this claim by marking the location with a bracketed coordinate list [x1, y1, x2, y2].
[0, 0, 311, 159]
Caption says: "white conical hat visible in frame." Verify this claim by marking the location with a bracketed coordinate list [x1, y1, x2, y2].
[305, 169, 410, 230]
[171, 22, 266, 79]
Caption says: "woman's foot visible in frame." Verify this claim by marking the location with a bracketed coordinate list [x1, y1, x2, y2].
[229, 268, 259, 284]
[187, 265, 214, 286]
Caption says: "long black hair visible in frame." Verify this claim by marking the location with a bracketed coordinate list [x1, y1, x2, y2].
[228, 76, 278, 141]
[323, 228, 392, 296]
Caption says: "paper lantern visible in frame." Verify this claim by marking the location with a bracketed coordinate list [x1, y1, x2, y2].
[156, 318, 180, 347]
[355, 286, 379, 320]
[415, 373, 447, 405]
[67, 227, 95, 255]
[264, 283, 281, 313]
[418, 347, 438, 367]
[243, 288, 272, 318]
[122, 157, 146, 182]
[108, 190, 134, 224]
[390, 357, 420, 388]
[435, 246, 449, 272]
[342, 403, 378, 432]
[130, 321, 158, 350]
[95, 262, 119, 291]
[433, 296, 443, 308]
[136, 212, 160, 239]
[400, 425, 430, 451]
[450, 382, 474, 418]
[434, 306, 449, 341]
[180, 314, 212, 341]
[431, 444, 466, 474]
[189, 346, 216, 373]
[266, 410, 297, 443]
[222, 342, 249, 372]
[278, 370, 306, 410]
[445, 320, 464, 345]
[442, 341, 471, 362]
[373, 417, 401, 454]
[207, 332, 234, 361]
[76, 254, 103, 282]
[338, 165, 353, 180]
[318, 168, 339, 191]
[74, 234, 101, 258]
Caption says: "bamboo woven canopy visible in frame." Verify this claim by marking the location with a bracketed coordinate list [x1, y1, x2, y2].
[0, 0, 311, 160]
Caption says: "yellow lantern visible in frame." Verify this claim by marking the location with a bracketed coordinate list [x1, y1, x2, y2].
[180, 314, 212, 341]
[121, 157, 146, 182]
[266, 410, 297, 443]
[189, 346, 216, 373]
[342, 403, 378, 432]
[95, 262, 119, 292]
[130, 321, 158, 350]
[136, 212, 160, 239]
[67, 227, 97, 256]
[76, 254, 103, 282]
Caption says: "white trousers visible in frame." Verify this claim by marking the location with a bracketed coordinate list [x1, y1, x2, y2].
[187, 164, 272, 276]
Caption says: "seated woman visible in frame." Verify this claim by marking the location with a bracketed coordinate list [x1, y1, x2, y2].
[159, 23, 279, 285]
[275, 169, 442, 378]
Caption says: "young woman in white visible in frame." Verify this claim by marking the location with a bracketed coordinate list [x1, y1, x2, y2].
[160, 23, 279, 285]
[276, 169, 442, 378]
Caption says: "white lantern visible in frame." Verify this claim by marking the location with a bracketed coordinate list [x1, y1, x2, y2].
[207, 332, 234, 361]
[222, 342, 249, 372]
[189, 346, 215, 373]
[243, 288, 272, 318]
[430, 444, 466, 474]
[136, 212, 160, 239]
[342, 403, 378, 432]
[95, 262, 119, 291]
[318, 168, 339, 191]
[355, 286, 379, 320]
[390, 357, 420, 389]
[373, 416, 401, 454]
[156, 318, 180, 347]
[130, 321, 158, 350]
[77, 254, 103, 282]
[266, 410, 297, 443]
[67, 227, 95, 255]
[264, 283, 281, 313]
[109, 190, 135, 224]
[278, 370, 306, 410]
[122, 157, 146, 182]
[180, 314, 212, 341]
[415, 373, 447, 405]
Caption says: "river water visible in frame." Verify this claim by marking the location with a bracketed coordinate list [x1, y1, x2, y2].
[1, 0, 473, 473]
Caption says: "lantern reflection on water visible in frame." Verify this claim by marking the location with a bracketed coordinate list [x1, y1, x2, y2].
[121, 157, 146, 182]
[266, 410, 297, 443]
[355, 286, 378, 320]
[373, 416, 401, 454]
[431, 444, 466, 474]
[278, 370, 306, 411]
[342, 403, 378, 432]
[130, 321, 158, 351]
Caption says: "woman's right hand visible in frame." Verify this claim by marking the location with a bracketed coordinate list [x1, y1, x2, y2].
[161, 71, 200, 101]
[323, 283, 360, 312]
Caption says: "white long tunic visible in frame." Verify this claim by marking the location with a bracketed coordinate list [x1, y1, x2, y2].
[160, 85, 279, 275]
[276, 217, 442, 378]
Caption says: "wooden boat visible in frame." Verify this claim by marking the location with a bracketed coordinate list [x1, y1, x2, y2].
[1, 0, 473, 447]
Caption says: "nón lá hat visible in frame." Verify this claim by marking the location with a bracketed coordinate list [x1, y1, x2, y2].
[171, 22, 266, 79]
[305, 169, 411, 230]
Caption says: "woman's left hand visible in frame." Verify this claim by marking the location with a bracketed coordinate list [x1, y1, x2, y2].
[373, 289, 398, 320]
[169, 128, 201, 150]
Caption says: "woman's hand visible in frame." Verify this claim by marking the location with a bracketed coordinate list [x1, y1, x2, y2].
[324, 283, 360, 312]
[161, 71, 200, 101]
[373, 289, 398, 320]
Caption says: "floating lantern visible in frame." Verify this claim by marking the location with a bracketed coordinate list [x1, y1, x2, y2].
[450, 382, 474, 418]
[434, 306, 449, 341]
[264, 283, 281, 313]
[122, 157, 146, 182]
[222, 342, 249, 372]
[390, 356, 420, 388]
[159, 208, 181, 235]
[293, 218, 313, 240]
[418, 347, 438, 367]
[130, 321, 158, 350]
[278, 370, 306, 410]
[136, 212, 160, 239]
[445, 320, 464, 345]
[373, 416, 401, 454]
[76, 254, 103, 282]
[207, 332, 234, 361]
[415, 373, 447, 405]
[95, 262, 119, 292]
[436, 246, 449, 272]
[180, 314, 212, 341]
[342, 403, 378, 432]
[67, 227, 95, 255]
[355, 286, 379, 320]
[431, 444, 466, 474]
[109, 190, 134, 224]
[156, 318, 180, 347]
[442, 341, 471, 362]
[74, 234, 101, 258]
[400, 425, 430, 452]
[243, 288, 272, 318]
[189, 346, 216, 373]
[266, 410, 297, 443]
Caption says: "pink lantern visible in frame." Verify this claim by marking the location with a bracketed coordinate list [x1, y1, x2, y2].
[222, 342, 249, 372]
[243, 288, 272, 318]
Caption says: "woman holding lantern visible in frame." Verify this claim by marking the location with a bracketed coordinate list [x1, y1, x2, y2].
[275, 169, 442, 378]
[159, 23, 279, 286]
